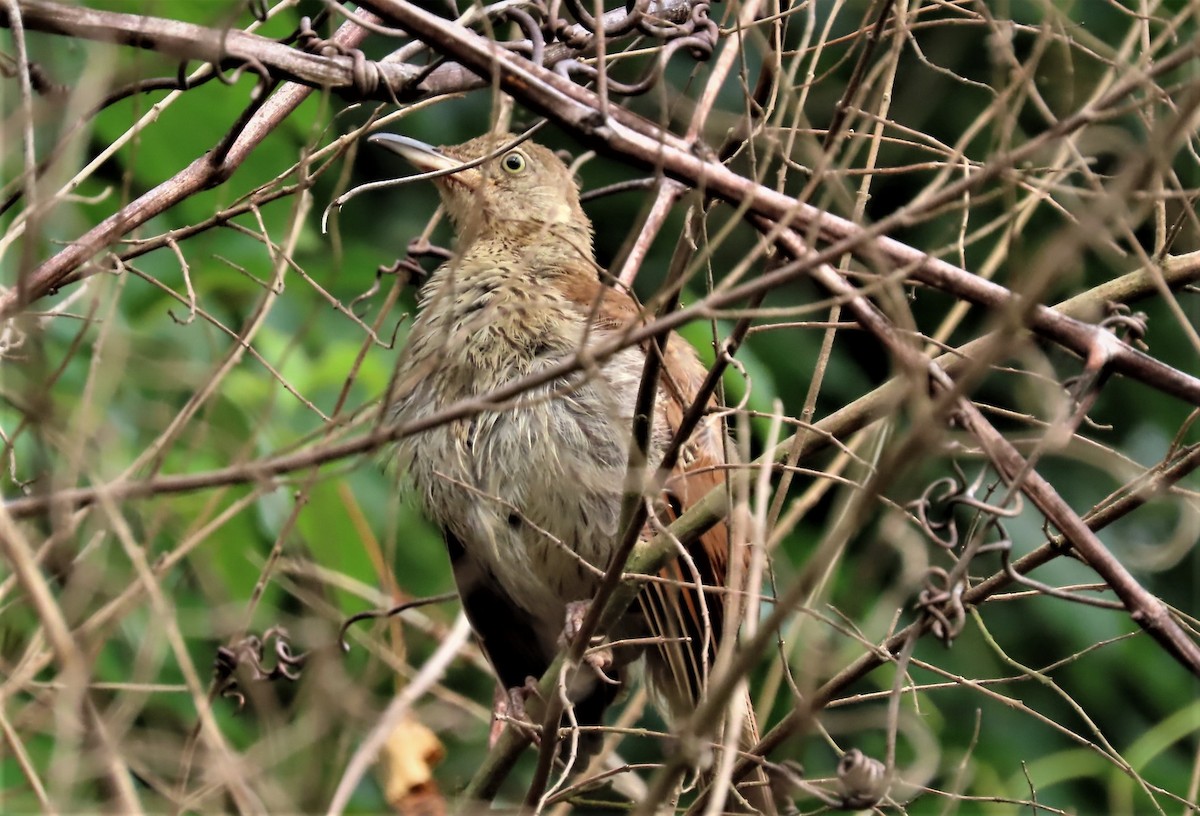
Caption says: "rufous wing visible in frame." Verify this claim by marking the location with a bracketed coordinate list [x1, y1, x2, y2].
[558, 266, 733, 716]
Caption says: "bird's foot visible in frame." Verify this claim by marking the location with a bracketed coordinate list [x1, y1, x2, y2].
[560, 599, 593, 645]
[489, 677, 543, 746]
[508, 676, 542, 722]
[560, 600, 620, 685]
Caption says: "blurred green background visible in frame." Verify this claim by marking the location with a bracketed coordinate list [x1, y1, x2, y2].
[1, 0, 1198, 813]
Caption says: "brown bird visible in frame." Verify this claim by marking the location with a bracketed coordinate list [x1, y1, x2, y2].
[373, 131, 774, 812]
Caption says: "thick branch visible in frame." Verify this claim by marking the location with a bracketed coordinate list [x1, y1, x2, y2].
[5, 251, 1199, 520]
[673, 227, 1200, 811]
[1, 0, 414, 93]
[0, 0, 696, 101]
[0, 10, 380, 315]
[355, 0, 1200, 411]
[770, 221, 1200, 671]
[0, 0, 692, 315]
[6, 1, 1200, 411]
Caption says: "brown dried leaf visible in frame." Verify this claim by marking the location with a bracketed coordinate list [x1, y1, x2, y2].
[377, 715, 446, 816]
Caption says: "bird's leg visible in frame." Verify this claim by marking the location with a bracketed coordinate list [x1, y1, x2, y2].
[560, 600, 619, 684]
[508, 676, 543, 722]
[489, 677, 544, 747]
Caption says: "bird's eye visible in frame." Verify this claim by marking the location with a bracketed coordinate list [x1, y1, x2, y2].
[501, 151, 527, 174]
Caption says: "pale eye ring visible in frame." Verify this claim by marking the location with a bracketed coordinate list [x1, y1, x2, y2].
[501, 151, 527, 174]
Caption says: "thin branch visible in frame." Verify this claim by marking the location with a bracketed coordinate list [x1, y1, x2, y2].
[353, 0, 1200, 408]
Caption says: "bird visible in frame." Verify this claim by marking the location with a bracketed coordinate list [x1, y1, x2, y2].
[373, 130, 775, 813]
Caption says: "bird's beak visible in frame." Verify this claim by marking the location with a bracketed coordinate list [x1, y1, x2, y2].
[369, 133, 478, 190]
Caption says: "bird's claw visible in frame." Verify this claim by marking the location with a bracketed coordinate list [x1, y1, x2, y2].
[509, 676, 542, 722]
[560, 599, 593, 646]
[490, 677, 543, 746]
[584, 645, 620, 684]
[560, 600, 619, 683]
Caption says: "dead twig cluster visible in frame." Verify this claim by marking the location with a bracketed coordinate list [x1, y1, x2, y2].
[2, 0, 1199, 813]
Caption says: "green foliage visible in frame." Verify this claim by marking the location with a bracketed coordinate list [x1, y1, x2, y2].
[2, 0, 1198, 813]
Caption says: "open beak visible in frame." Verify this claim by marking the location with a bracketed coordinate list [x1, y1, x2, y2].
[369, 133, 478, 190]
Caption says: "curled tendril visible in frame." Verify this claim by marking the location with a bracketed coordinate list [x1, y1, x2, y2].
[837, 749, 887, 809]
[338, 591, 460, 652]
[211, 594, 461, 708]
[910, 476, 963, 549]
[908, 458, 1126, 647]
[296, 16, 343, 57]
[551, 25, 716, 96]
[1099, 301, 1149, 348]
[915, 566, 968, 645]
[501, 7, 547, 64]
[907, 463, 1025, 645]
[636, 0, 707, 40]
[991, 527, 1125, 611]
[908, 462, 1023, 551]
[213, 627, 308, 710]
[557, 0, 652, 38]
[528, 0, 716, 96]
[295, 16, 386, 97]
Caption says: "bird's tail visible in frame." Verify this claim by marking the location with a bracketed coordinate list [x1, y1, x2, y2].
[718, 691, 777, 815]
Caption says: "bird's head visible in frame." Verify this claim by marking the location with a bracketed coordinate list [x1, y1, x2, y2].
[371, 132, 593, 255]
